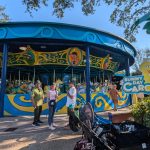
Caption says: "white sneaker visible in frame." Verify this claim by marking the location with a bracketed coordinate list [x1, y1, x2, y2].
[52, 123, 58, 127]
[49, 125, 56, 130]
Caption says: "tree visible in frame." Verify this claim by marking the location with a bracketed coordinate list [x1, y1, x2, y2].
[1, 1, 150, 42]
[132, 12, 150, 35]
[0, 6, 9, 22]
[132, 48, 150, 75]
[21, 0, 150, 42]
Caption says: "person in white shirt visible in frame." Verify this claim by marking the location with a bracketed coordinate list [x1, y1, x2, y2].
[47, 85, 58, 130]
[66, 82, 77, 116]
[27, 82, 35, 94]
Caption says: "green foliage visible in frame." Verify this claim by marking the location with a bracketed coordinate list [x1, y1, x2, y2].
[131, 97, 150, 127]
[131, 48, 150, 73]
[22, 0, 48, 14]
[1, 0, 150, 42]
[132, 12, 150, 35]
[21, 0, 150, 42]
[0, 6, 9, 22]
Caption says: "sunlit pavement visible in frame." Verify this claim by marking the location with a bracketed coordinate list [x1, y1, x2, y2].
[0, 107, 131, 150]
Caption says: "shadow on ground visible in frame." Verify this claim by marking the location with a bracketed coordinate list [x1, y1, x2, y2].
[20, 133, 81, 150]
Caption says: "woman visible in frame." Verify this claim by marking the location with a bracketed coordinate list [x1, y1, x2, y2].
[31, 80, 44, 126]
[109, 84, 120, 111]
[47, 85, 58, 130]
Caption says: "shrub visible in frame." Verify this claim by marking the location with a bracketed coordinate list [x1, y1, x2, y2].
[131, 97, 150, 127]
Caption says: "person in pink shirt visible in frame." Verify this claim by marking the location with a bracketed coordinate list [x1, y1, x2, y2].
[47, 85, 58, 130]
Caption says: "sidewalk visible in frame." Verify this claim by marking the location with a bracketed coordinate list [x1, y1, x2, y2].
[0, 107, 131, 150]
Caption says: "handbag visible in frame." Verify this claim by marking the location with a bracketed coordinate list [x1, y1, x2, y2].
[49, 100, 55, 106]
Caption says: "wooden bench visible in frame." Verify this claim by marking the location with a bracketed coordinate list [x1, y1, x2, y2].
[108, 111, 133, 123]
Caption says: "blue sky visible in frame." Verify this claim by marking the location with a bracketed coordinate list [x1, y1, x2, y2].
[1, 0, 150, 50]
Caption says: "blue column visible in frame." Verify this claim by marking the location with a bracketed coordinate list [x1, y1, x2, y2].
[125, 58, 130, 76]
[125, 58, 132, 105]
[0, 43, 8, 118]
[86, 46, 91, 103]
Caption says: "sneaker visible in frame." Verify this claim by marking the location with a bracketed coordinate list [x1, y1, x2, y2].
[52, 123, 58, 127]
[64, 123, 69, 127]
[32, 123, 40, 127]
[49, 125, 56, 130]
[38, 120, 44, 123]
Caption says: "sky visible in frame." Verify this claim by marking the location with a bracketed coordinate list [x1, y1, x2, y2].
[0, 0, 150, 50]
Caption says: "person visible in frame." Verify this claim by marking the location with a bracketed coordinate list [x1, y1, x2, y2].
[66, 82, 77, 117]
[6, 82, 13, 94]
[47, 85, 58, 130]
[27, 81, 35, 94]
[31, 80, 44, 126]
[69, 52, 79, 65]
[78, 83, 86, 94]
[109, 84, 120, 111]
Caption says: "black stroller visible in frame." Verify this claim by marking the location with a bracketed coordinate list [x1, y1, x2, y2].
[70, 102, 150, 150]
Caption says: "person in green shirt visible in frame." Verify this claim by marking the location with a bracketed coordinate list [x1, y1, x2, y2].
[31, 80, 44, 126]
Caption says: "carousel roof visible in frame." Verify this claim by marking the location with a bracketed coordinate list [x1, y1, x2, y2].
[0, 22, 136, 70]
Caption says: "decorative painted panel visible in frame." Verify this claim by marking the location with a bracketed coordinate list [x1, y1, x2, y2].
[4, 92, 131, 116]
[0, 46, 119, 72]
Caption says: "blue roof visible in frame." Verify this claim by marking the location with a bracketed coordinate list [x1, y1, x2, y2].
[0, 22, 136, 58]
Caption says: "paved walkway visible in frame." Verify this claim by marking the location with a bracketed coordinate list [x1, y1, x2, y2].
[0, 108, 131, 150]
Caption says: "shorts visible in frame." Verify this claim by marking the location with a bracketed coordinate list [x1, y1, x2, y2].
[112, 98, 118, 105]
[67, 107, 74, 116]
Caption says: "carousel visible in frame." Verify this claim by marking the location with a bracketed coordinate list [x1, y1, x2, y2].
[0, 22, 137, 117]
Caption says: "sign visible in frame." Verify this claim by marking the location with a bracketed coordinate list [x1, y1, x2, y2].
[0, 46, 119, 72]
[100, 55, 111, 70]
[122, 75, 150, 94]
[115, 70, 126, 77]
[140, 61, 150, 83]
[67, 47, 82, 66]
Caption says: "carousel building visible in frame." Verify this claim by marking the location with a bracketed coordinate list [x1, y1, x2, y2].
[0, 22, 136, 117]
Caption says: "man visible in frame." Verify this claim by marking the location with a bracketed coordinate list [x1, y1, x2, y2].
[66, 82, 77, 116]
[31, 80, 44, 126]
[109, 84, 120, 111]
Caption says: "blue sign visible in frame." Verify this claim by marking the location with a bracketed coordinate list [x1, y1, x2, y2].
[122, 75, 150, 94]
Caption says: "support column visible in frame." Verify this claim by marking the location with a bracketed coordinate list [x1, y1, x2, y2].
[125, 58, 130, 76]
[33, 67, 35, 83]
[125, 58, 132, 105]
[86, 46, 91, 103]
[0, 43, 8, 118]
[99, 71, 101, 82]
[18, 70, 21, 85]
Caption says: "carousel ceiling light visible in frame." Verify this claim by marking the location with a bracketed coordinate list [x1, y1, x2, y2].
[19, 46, 27, 51]
[83, 59, 91, 63]
[41, 45, 46, 49]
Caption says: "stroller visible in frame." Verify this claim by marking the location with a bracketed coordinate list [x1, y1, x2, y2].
[70, 102, 150, 150]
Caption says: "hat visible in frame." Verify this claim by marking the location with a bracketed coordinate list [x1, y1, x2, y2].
[36, 80, 41, 84]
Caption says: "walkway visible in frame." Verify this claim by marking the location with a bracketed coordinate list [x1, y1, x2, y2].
[0, 108, 131, 150]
